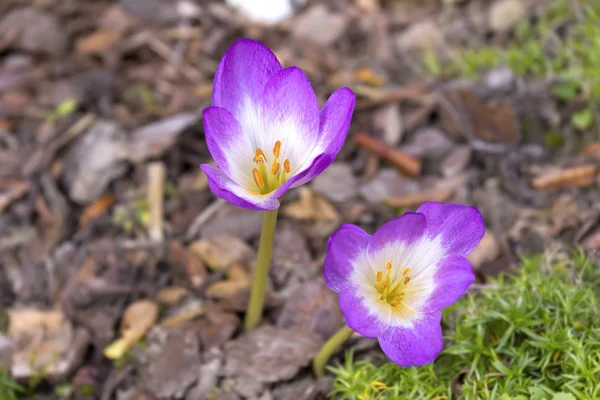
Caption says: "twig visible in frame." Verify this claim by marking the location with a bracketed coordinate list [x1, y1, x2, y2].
[354, 132, 421, 176]
[147, 162, 166, 243]
[185, 198, 227, 240]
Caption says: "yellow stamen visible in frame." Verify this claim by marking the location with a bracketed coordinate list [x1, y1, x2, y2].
[376, 271, 382, 282]
[252, 168, 264, 190]
[273, 140, 281, 158]
[403, 276, 411, 285]
[386, 262, 392, 270]
[402, 268, 410, 276]
[254, 148, 266, 163]
[283, 159, 291, 173]
[272, 162, 280, 175]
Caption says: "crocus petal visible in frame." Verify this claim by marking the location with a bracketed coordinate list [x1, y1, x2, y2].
[291, 87, 356, 187]
[203, 106, 254, 187]
[420, 255, 475, 313]
[339, 286, 386, 338]
[367, 212, 426, 258]
[416, 202, 485, 256]
[323, 225, 370, 293]
[257, 67, 320, 171]
[212, 39, 282, 121]
[201, 164, 279, 211]
[378, 311, 443, 367]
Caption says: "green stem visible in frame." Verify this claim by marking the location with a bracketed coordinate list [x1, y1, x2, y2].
[244, 209, 279, 331]
[313, 325, 354, 378]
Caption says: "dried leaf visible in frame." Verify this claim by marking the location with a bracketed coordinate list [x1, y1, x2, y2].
[354, 67, 385, 87]
[76, 30, 121, 55]
[156, 287, 189, 305]
[282, 187, 339, 222]
[104, 300, 159, 360]
[77, 192, 116, 231]
[189, 234, 254, 271]
[531, 165, 597, 191]
[205, 264, 251, 299]
[467, 229, 501, 269]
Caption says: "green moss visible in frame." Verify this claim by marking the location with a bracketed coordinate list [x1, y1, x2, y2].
[425, 0, 600, 132]
[0, 370, 24, 400]
[329, 251, 600, 399]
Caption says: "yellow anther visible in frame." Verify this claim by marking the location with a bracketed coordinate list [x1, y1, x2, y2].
[403, 276, 411, 285]
[386, 262, 392, 270]
[376, 271, 382, 282]
[273, 140, 281, 158]
[252, 168, 264, 190]
[254, 148, 266, 163]
[402, 268, 410, 276]
[272, 162, 280, 175]
[395, 296, 403, 303]
[283, 159, 291, 173]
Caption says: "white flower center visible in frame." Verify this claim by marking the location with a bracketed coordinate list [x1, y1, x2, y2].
[251, 140, 291, 194]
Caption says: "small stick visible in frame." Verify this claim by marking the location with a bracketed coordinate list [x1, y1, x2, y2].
[354, 132, 421, 176]
[148, 162, 166, 242]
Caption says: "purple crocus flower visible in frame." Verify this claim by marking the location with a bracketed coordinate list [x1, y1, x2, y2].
[323, 202, 485, 366]
[200, 39, 355, 210]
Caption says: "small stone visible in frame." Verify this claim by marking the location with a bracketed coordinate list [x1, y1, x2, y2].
[312, 163, 358, 203]
[232, 376, 265, 399]
[200, 204, 263, 241]
[396, 20, 443, 51]
[276, 280, 343, 340]
[483, 66, 515, 93]
[195, 307, 240, 350]
[358, 169, 420, 205]
[441, 146, 471, 178]
[226, 0, 302, 25]
[129, 113, 199, 163]
[189, 234, 254, 270]
[138, 326, 200, 399]
[292, 4, 348, 46]
[402, 127, 454, 158]
[271, 223, 312, 287]
[373, 104, 403, 146]
[0, 8, 67, 55]
[489, 0, 526, 33]
[62, 121, 129, 204]
[224, 326, 322, 383]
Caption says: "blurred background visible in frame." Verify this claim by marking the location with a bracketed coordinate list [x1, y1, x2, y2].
[0, 0, 599, 398]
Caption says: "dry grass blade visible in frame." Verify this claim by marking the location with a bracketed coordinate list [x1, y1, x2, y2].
[354, 132, 421, 177]
[531, 164, 598, 191]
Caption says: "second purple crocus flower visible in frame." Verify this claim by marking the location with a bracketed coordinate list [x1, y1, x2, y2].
[321, 202, 485, 368]
[201, 39, 355, 211]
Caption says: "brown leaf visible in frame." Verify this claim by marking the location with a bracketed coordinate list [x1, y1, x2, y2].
[582, 142, 600, 157]
[205, 264, 251, 299]
[531, 164, 597, 191]
[7, 307, 89, 380]
[440, 88, 520, 145]
[189, 234, 254, 271]
[282, 187, 339, 222]
[104, 300, 158, 359]
[76, 30, 122, 55]
[355, 67, 385, 87]
[77, 192, 116, 231]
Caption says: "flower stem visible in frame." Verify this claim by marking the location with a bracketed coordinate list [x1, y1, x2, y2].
[313, 325, 354, 378]
[244, 209, 279, 331]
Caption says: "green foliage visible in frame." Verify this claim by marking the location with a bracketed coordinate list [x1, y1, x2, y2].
[0, 370, 24, 400]
[329, 251, 600, 399]
[426, 0, 600, 133]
